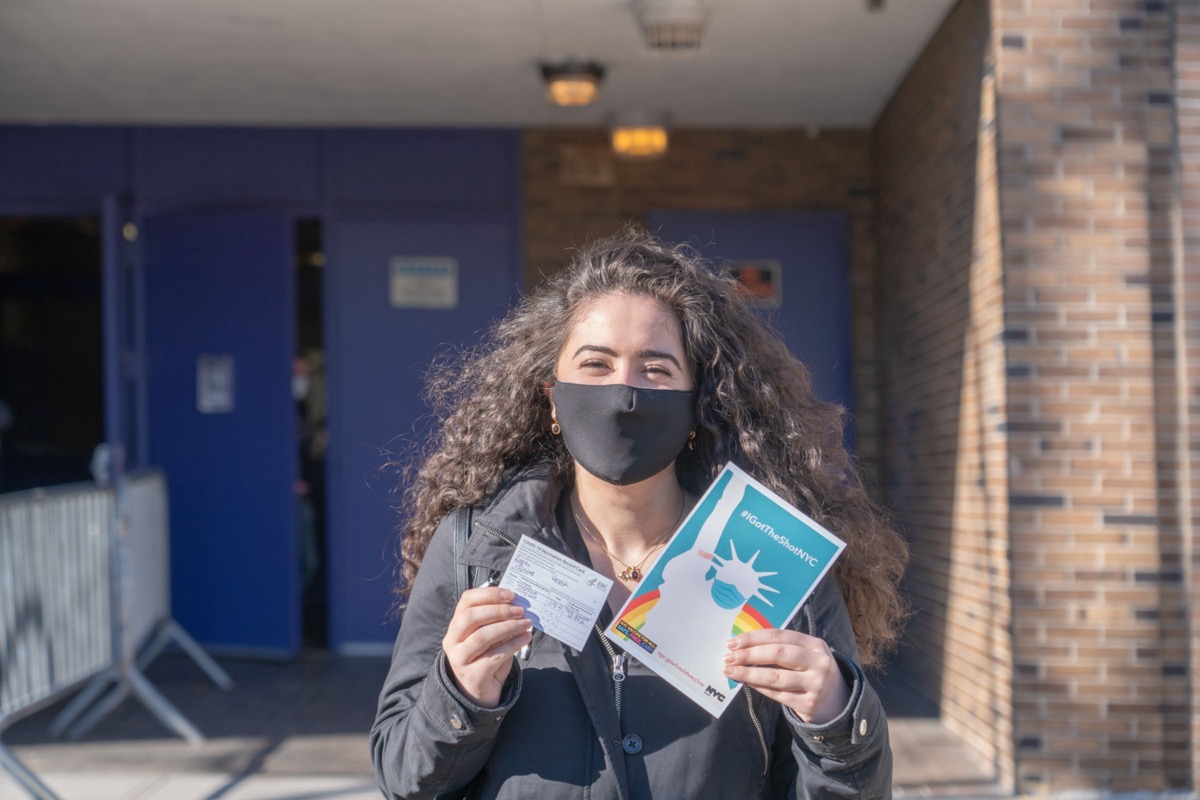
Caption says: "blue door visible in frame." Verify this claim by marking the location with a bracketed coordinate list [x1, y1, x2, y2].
[144, 210, 298, 655]
[648, 211, 854, 418]
[325, 216, 519, 652]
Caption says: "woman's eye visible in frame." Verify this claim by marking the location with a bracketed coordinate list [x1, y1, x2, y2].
[579, 359, 609, 371]
[644, 364, 672, 377]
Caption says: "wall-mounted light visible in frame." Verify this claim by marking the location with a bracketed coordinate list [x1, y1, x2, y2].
[611, 112, 669, 160]
[540, 61, 605, 107]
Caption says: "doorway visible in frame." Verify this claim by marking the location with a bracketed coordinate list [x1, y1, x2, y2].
[295, 218, 328, 649]
[0, 217, 103, 492]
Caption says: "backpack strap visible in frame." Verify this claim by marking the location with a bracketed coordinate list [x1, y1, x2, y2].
[451, 504, 495, 603]
[452, 505, 473, 602]
[452, 505, 530, 668]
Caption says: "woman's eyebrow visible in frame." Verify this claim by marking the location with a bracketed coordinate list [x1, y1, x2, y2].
[571, 345, 682, 369]
[572, 344, 618, 359]
[638, 349, 683, 369]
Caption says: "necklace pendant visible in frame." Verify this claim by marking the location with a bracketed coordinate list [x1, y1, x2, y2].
[621, 567, 640, 582]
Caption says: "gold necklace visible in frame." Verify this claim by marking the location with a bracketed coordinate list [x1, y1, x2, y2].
[571, 495, 685, 582]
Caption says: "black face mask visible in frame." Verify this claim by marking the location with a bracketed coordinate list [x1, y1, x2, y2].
[552, 381, 697, 486]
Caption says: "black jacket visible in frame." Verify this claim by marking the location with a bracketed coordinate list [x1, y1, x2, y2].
[371, 463, 893, 799]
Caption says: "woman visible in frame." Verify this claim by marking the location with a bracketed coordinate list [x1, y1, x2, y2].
[372, 229, 908, 799]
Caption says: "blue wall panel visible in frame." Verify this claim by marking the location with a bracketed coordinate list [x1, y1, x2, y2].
[330, 130, 517, 208]
[0, 126, 128, 206]
[325, 216, 519, 650]
[649, 210, 855, 419]
[138, 128, 322, 206]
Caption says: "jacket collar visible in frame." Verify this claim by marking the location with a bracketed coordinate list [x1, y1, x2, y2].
[458, 461, 570, 573]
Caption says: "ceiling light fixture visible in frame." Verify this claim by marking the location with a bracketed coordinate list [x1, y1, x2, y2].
[540, 61, 605, 107]
[611, 112, 670, 160]
[634, 0, 709, 52]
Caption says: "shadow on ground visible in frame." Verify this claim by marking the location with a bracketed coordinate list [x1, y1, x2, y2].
[5, 652, 389, 777]
[5, 651, 1006, 797]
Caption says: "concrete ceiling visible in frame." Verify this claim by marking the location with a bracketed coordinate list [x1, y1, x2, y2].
[0, 0, 956, 129]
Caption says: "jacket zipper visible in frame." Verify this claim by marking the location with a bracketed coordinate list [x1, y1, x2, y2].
[594, 624, 627, 721]
[473, 520, 515, 585]
[745, 691, 769, 775]
[474, 521, 517, 548]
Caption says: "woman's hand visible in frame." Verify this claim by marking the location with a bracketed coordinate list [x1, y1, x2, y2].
[442, 587, 533, 708]
[722, 629, 850, 724]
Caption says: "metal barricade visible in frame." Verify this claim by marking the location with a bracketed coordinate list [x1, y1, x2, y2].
[47, 470, 232, 746]
[0, 471, 233, 800]
[0, 483, 114, 800]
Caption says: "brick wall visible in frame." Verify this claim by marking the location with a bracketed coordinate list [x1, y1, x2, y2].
[1173, 0, 1200, 790]
[876, 0, 1197, 792]
[522, 129, 883, 468]
[873, 0, 1013, 788]
[992, 0, 1192, 792]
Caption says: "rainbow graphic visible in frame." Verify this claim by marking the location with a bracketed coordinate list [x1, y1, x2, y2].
[731, 604, 772, 637]
[613, 589, 660, 635]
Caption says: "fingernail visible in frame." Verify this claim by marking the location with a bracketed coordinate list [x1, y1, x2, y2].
[499, 589, 514, 601]
[722, 652, 734, 664]
[726, 639, 737, 650]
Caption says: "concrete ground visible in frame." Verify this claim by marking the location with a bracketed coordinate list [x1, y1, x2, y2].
[0, 651, 1004, 800]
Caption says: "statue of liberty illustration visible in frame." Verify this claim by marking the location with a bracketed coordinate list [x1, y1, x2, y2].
[638, 474, 781, 692]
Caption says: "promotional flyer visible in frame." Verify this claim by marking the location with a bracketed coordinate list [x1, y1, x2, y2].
[605, 463, 846, 717]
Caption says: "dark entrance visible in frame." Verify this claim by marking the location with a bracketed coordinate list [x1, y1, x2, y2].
[295, 218, 328, 648]
[0, 217, 103, 491]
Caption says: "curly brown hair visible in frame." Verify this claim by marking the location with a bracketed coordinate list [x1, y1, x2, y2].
[396, 227, 907, 667]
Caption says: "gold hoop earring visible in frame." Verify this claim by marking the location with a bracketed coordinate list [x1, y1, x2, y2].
[687, 429, 697, 451]
[551, 419, 562, 436]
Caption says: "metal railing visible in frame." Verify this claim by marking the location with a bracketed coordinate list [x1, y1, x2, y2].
[0, 471, 231, 800]
[0, 483, 113, 799]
